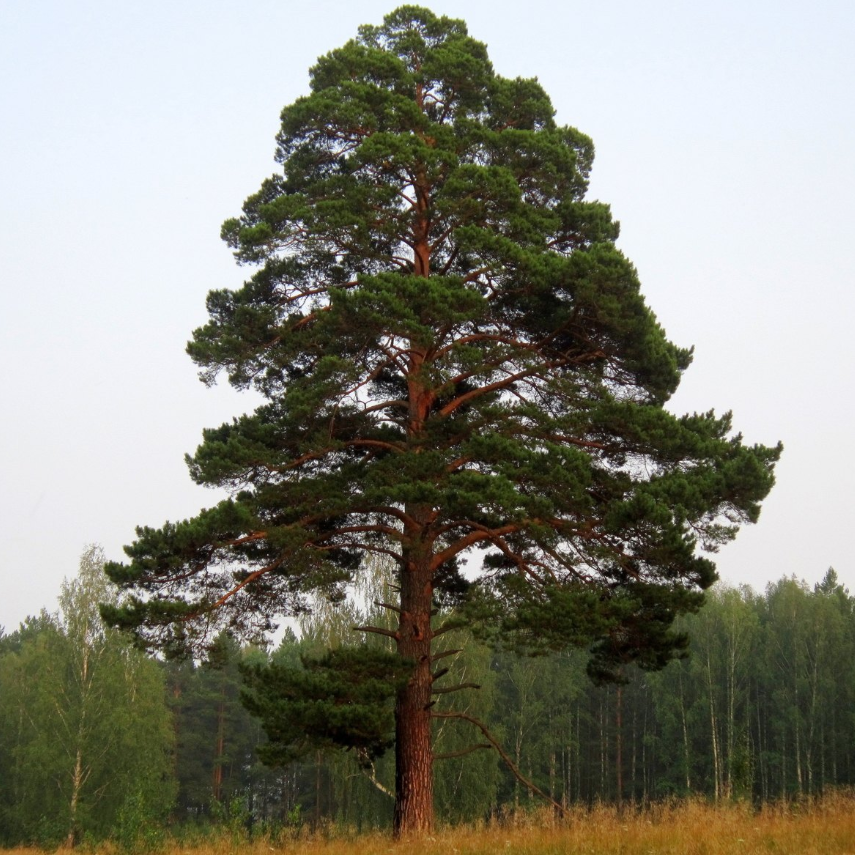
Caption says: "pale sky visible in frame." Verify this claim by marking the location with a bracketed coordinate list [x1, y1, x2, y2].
[2, 0, 853, 631]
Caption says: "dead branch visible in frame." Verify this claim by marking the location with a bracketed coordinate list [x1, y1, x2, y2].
[432, 710, 566, 816]
[373, 600, 402, 614]
[352, 625, 400, 641]
[434, 743, 493, 761]
[431, 682, 481, 695]
[431, 648, 462, 662]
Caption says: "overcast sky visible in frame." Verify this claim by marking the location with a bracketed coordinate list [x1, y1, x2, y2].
[2, 0, 853, 631]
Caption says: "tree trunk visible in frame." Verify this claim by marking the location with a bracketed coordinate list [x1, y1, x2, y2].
[393, 555, 434, 835]
[615, 685, 623, 813]
[831, 705, 837, 785]
[678, 668, 691, 792]
[631, 701, 638, 799]
[65, 745, 84, 848]
[549, 749, 556, 802]
[794, 672, 803, 797]
[314, 751, 322, 828]
[213, 690, 225, 803]
[393, 204, 436, 833]
[755, 685, 766, 802]
[806, 645, 818, 795]
[641, 697, 648, 805]
[576, 703, 581, 802]
[726, 631, 736, 800]
[599, 694, 606, 798]
[706, 649, 721, 802]
[66, 644, 91, 848]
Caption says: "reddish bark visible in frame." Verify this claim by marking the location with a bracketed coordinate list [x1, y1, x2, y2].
[393, 552, 434, 835]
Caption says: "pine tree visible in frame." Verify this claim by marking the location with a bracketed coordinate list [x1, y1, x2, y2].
[104, 6, 780, 834]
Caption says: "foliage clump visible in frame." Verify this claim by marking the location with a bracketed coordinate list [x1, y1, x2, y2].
[242, 647, 411, 766]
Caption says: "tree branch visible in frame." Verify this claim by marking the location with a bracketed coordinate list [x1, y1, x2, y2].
[431, 711, 567, 816]
[432, 620, 466, 637]
[373, 600, 402, 615]
[434, 743, 492, 761]
[431, 648, 462, 662]
[430, 523, 522, 570]
[352, 625, 400, 641]
[431, 682, 480, 695]
[209, 553, 284, 610]
[353, 755, 394, 799]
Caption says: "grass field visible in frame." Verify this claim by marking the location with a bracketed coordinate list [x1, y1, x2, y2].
[5, 796, 855, 855]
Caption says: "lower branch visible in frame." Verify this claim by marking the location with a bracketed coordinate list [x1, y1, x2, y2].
[434, 743, 492, 761]
[354, 755, 394, 800]
[373, 600, 402, 614]
[431, 711, 566, 816]
[352, 625, 400, 641]
[432, 682, 481, 695]
[432, 619, 467, 637]
[431, 648, 462, 662]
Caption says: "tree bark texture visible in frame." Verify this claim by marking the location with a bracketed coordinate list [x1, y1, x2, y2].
[393, 553, 434, 835]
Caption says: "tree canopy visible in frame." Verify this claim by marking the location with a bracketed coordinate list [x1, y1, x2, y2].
[0, 548, 174, 847]
[104, 5, 780, 834]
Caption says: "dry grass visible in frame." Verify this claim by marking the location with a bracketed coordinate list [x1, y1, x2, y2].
[7, 794, 855, 855]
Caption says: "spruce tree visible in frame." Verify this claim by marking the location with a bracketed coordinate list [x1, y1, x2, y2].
[104, 6, 780, 834]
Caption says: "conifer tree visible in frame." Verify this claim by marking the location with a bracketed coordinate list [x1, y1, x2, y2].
[104, 6, 780, 833]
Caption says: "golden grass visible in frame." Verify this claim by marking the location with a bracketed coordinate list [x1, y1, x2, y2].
[7, 794, 855, 855]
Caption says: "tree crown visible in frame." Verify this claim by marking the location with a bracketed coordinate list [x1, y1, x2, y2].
[104, 6, 780, 678]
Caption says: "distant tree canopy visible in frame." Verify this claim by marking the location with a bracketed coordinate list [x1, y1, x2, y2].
[103, 5, 780, 834]
[0, 547, 173, 848]
[4, 570, 853, 843]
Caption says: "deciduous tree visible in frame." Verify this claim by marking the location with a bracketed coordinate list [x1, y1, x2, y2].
[0, 548, 174, 847]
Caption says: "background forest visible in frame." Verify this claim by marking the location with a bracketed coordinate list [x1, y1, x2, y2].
[1, 548, 853, 846]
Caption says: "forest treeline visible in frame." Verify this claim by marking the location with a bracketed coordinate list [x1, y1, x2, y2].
[1, 549, 853, 845]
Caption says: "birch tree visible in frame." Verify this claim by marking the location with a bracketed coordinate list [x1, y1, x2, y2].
[0, 548, 174, 846]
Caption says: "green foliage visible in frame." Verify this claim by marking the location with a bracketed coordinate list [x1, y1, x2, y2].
[209, 796, 250, 846]
[0, 547, 174, 847]
[106, 4, 779, 664]
[431, 631, 501, 822]
[6, 568, 855, 837]
[242, 647, 412, 765]
[101, 6, 780, 830]
[113, 790, 166, 853]
[165, 632, 278, 821]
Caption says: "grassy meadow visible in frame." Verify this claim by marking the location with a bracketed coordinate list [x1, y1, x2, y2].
[5, 796, 855, 855]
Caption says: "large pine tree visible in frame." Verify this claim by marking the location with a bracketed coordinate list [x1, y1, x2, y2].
[104, 6, 780, 834]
